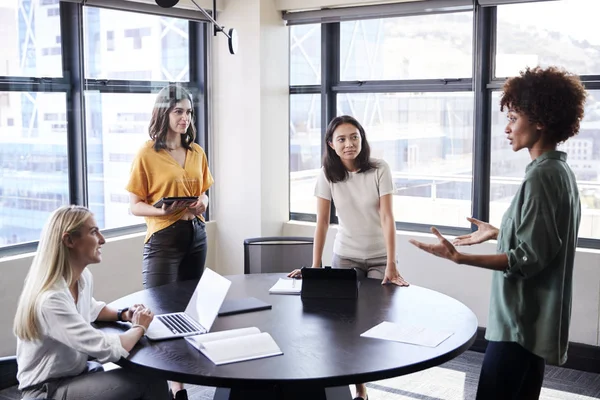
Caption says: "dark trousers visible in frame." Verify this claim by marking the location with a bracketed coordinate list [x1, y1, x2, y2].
[142, 218, 207, 289]
[476, 341, 546, 400]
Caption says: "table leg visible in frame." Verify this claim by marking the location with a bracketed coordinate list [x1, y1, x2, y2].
[213, 385, 352, 400]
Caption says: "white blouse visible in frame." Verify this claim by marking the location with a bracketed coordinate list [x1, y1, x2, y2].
[16, 269, 128, 390]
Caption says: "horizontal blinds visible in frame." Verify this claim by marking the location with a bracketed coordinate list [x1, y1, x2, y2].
[283, 0, 473, 25]
[59, 0, 212, 22]
[478, 0, 557, 6]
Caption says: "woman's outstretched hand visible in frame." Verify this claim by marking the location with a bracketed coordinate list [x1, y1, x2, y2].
[453, 217, 499, 246]
[409, 227, 461, 264]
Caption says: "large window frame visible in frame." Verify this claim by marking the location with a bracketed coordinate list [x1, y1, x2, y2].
[0, 1, 210, 257]
[288, 3, 600, 249]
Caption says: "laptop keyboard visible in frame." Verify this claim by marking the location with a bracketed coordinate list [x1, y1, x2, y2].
[158, 314, 202, 334]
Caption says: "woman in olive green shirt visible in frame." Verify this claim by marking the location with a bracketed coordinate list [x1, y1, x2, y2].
[410, 66, 587, 400]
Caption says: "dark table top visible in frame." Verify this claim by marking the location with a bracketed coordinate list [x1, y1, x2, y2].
[98, 273, 477, 389]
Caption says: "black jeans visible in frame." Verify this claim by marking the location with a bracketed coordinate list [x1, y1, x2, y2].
[476, 341, 546, 400]
[142, 218, 207, 289]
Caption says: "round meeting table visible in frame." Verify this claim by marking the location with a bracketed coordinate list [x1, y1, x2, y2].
[97, 273, 478, 400]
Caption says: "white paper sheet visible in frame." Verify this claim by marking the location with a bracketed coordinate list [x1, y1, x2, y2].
[268, 278, 302, 294]
[360, 321, 454, 348]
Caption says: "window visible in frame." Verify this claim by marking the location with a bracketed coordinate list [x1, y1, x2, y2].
[84, 92, 156, 230]
[0, 2, 207, 251]
[288, 2, 599, 246]
[84, 8, 190, 81]
[496, 0, 600, 78]
[0, 92, 69, 247]
[290, 24, 321, 85]
[0, 0, 63, 77]
[338, 92, 474, 228]
[340, 13, 473, 81]
[290, 94, 321, 215]
[289, 11, 475, 231]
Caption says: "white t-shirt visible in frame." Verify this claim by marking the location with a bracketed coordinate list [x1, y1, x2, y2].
[315, 158, 395, 259]
[16, 269, 128, 390]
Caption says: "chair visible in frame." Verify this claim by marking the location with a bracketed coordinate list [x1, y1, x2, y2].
[0, 355, 51, 400]
[244, 237, 314, 274]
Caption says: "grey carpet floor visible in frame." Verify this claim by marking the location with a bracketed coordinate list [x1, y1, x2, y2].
[185, 350, 600, 400]
[2, 351, 599, 399]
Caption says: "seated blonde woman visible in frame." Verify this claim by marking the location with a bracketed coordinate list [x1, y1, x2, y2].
[14, 205, 170, 400]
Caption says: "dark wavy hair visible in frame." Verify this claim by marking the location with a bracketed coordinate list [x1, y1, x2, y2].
[323, 115, 376, 183]
[500, 66, 587, 144]
[148, 85, 196, 152]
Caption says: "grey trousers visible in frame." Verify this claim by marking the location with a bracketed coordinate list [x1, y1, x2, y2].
[332, 253, 387, 279]
[21, 363, 169, 400]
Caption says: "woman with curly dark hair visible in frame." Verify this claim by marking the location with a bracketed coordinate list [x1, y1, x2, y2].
[410, 66, 587, 400]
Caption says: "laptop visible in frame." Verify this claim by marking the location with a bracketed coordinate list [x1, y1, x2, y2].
[145, 268, 232, 340]
[300, 266, 359, 299]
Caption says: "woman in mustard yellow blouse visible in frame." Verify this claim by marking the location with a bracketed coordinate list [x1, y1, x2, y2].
[126, 85, 213, 400]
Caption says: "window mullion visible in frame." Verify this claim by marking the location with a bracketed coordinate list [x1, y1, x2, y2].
[471, 4, 494, 224]
[60, 1, 88, 206]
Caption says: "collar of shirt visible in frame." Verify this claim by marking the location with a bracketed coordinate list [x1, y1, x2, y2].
[56, 271, 88, 299]
[525, 150, 568, 174]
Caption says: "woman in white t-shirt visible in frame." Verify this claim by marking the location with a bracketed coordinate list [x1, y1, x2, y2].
[289, 115, 409, 400]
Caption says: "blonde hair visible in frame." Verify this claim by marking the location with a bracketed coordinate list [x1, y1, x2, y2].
[13, 205, 93, 341]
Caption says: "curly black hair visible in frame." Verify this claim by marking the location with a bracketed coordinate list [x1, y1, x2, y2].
[500, 66, 587, 144]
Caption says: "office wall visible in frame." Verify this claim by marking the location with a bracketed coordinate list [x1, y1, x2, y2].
[211, 0, 289, 274]
[0, 222, 217, 357]
[283, 221, 600, 347]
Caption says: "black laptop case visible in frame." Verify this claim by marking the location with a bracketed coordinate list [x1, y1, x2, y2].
[300, 266, 359, 299]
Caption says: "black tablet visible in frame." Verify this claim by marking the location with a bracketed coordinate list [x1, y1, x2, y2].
[152, 196, 198, 208]
[218, 297, 272, 316]
[301, 266, 359, 299]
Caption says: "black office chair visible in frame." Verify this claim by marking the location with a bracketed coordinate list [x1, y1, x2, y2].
[0, 355, 52, 400]
[243, 237, 314, 274]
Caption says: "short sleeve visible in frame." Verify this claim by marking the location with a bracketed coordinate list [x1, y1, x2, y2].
[125, 146, 149, 199]
[314, 168, 332, 200]
[199, 148, 214, 193]
[376, 160, 394, 197]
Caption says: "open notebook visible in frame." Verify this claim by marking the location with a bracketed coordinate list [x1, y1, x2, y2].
[185, 327, 283, 365]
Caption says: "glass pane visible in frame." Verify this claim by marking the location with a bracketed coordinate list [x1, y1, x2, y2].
[489, 91, 600, 240]
[290, 24, 321, 85]
[83, 7, 190, 81]
[338, 92, 474, 227]
[496, 0, 600, 78]
[0, 0, 63, 77]
[85, 92, 158, 230]
[0, 92, 69, 248]
[340, 12, 473, 81]
[290, 94, 321, 215]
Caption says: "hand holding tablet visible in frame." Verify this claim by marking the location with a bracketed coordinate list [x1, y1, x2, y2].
[152, 196, 198, 208]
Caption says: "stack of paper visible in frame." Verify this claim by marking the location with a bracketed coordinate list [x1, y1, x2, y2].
[360, 321, 454, 348]
[268, 278, 302, 295]
[185, 327, 283, 365]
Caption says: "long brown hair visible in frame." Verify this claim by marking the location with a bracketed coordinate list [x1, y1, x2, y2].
[323, 115, 376, 183]
[148, 85, 196, 152]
